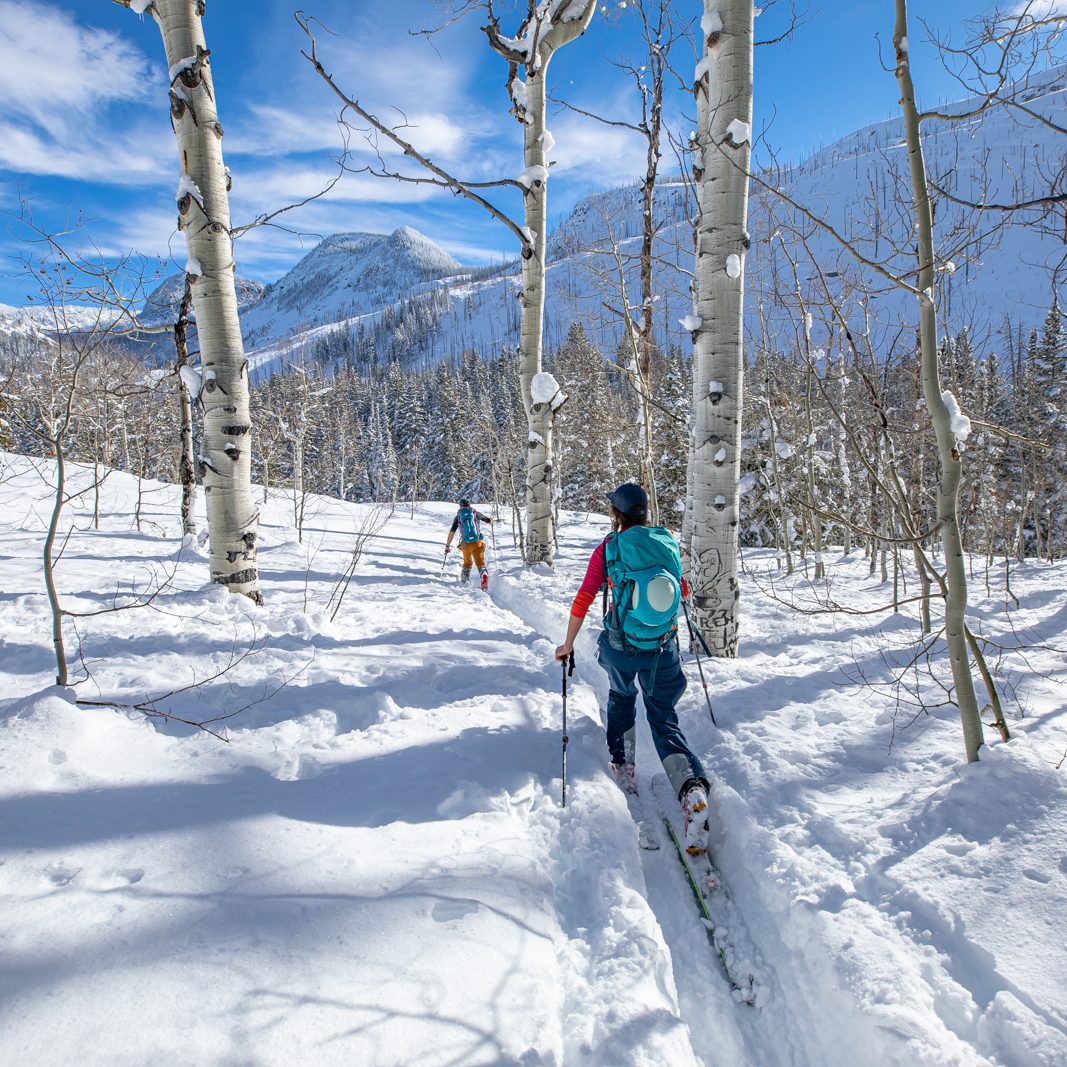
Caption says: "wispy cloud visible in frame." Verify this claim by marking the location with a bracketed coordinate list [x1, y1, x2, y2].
[0, 0, 169, 186]
[0, 0, 157, 128]
[1012, 0, 1067, 16]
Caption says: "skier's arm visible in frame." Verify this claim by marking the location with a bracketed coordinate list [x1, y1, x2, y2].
[554, 541, 606, 661]
[476, 511, 493, 524]
[445, 515, 459, 552]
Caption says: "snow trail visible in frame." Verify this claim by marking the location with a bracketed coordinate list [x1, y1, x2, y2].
[2, 456, 1066, 1066]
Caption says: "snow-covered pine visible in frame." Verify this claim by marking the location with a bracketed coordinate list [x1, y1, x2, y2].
[126, 0, 262, 602]
[687, 0, 754, 656]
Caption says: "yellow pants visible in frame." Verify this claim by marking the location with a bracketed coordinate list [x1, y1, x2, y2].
[460, 541, 487, 572]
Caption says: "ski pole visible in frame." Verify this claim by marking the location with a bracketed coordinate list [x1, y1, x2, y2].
[439, 548, 449, 576]
[681, 598, 717, 727]
[561, 650, 575, 806]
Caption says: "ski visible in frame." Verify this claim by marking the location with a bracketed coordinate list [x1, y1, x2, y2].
[661, 815, 755, 1003]
[652, 776, 759, 1005]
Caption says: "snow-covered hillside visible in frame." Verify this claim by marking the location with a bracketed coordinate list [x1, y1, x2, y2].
[240, 226, 464, 349]
[138, 272, 266, 329]
[232, 65, 1064, 375]
[2, 68, 1060, 375]
[1, 453, 1066, 1066]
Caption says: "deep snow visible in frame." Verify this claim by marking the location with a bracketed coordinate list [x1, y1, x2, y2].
[1, 453, 1066, 1066]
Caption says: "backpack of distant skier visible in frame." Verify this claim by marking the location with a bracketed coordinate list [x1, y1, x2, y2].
[458, 506, 481, 544]
[603, 527, 682, 652]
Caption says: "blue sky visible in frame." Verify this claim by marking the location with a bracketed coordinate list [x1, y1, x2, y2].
[0, 0, 1037, 305]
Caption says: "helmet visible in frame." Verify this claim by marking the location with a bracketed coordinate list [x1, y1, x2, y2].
[607, 483, 648, 518]
[458, 498, 470, 508]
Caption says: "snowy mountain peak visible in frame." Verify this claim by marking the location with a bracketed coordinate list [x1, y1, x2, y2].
[239, 227, 463, 349]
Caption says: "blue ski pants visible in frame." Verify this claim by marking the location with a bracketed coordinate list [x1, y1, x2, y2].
[596, 629, 707, 799]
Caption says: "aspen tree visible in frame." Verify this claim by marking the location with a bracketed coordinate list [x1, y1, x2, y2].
[894, 0, 985, 761]
[116, 0, 261, 602]
[687, 1, 754, 656]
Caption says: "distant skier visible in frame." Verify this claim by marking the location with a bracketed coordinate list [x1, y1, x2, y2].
[554, 482, 711, 854]
[445, 498, 494, 590]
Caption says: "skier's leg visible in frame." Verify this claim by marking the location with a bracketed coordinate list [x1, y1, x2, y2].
[596, 631, 638, 767]
[638, 643, 708, 798]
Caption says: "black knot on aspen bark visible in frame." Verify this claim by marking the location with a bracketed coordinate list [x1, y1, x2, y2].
[178, 193, 192, 217]
[221, 425, 249, 436]
[224, 443, 240, 460]
[219, 568, 258, 587]
[242, 532, 256, 549]
[709, 390, 723, 404]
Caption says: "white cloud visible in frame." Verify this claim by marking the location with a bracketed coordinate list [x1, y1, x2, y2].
[0, 1, 158, 132]
[0, 118, 171, 185]
[227, 103, 471, 163]
[1012, 0, 1067, 15]
[0, 1, 168, 186]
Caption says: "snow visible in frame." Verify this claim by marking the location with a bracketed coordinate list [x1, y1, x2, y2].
[702, 11, 724, 36]
[539, 129, 556, 155]
[694, 56, 712, 82]
[129, 0, 153, 13]
[680, 314, 702, 331]
[709, 380, 725, 394]
[725, 253, 742, 279]
[725, 119, 751, 146]
[168, 55, 198, 83]
[178, 363, 203, 401]
[185, 256, 202, 278]
[518, 164, 549, 189]
[942, 390, 972, 442]
[1, 453, 1067, 1065]
[176, 175, 202, 203]
[531, 370, 561, 405]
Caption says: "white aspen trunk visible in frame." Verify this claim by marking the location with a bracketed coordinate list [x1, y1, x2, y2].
[894, 0, 984, 763]
[506, 1, 596, 565]
[132, 0, 261, 602]
[520, 67, 556, 564]
[687, 1, 753, 656]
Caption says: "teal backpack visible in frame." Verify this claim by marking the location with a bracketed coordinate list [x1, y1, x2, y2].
[458, 506, 481, 544]
[603, 526, 682, 652]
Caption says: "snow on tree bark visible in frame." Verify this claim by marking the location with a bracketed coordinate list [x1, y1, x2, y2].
[119, 0, 261, 602]
[894, 0, 984, 762]
[687, 1, 754, 657]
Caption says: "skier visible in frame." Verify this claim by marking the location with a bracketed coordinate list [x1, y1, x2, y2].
[445, 498, 494, 590]
[554, 482, 711, 854]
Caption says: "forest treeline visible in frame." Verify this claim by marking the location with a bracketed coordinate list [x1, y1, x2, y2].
[3, 300, 1063, 562]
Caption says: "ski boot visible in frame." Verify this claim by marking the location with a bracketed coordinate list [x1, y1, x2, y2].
[681, 780, 709, 856]
[480, 570, 489, 591]
[460, 566, 471, 584]
[611, 762, 638, 795]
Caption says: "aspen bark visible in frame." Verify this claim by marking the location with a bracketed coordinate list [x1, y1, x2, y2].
[894, 0, 984, 762]
[124, 0, 261, 601]
[687, 1, 754, 657]
[173, 280, 197, 538]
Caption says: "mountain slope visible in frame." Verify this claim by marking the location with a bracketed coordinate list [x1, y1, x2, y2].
[239, 66, 1064, 375]
[240, 226, 464, 349]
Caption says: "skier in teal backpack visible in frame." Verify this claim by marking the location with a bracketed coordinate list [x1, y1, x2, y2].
[444, 498, 494, 590]
[554, 482, 711, 854]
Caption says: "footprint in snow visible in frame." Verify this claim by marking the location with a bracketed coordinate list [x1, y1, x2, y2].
[47, 867, 79, 887]
[431, 898, 480, 923]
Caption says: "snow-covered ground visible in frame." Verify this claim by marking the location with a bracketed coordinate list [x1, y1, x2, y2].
[1, 453, 1066, 1067]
